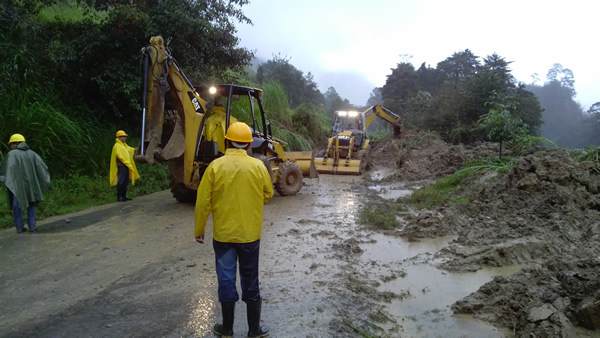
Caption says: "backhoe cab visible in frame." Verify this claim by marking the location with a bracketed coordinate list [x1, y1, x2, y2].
[315, 104, 403, 175]
[135, 36, 317, 202]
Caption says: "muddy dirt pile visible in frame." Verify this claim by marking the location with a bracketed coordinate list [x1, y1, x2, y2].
[371, 129, 502, 181]
[370, 133, 600, 336]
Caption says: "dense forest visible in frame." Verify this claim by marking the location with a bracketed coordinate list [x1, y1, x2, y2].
[1, 0, 598, 180]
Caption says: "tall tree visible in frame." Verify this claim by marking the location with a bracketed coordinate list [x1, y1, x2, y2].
[546, 63, 575, 97]
[381, 62, 418, 115]
[416, 62, 445, 96]
[436, 49, 480, 81]
[256, 54, 324, 108]
[323, 86, 349, 116]
[527, 77, 584, 148]
[366, 87, 382, 106]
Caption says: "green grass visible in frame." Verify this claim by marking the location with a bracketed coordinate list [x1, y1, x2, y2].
[358, 200, 405, 230]
[408, 157, 513, 209]
[0, 163, 169, 229]
[0, 86, 107, 177]
[574, 145, 600, 173]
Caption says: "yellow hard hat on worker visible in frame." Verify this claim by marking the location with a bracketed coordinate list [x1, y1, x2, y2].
[225, 122, 253, 143]
[116, 130, 127, 137]
[8, 133, 25, 144]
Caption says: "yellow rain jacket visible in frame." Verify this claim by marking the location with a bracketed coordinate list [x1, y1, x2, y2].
[109, 138, 140, 186]
[194, 148, 274, 243]
[205, 106, 238, 153]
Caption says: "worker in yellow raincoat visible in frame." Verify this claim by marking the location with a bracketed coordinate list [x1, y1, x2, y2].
[109, 130, 140, 202]
[194, 122, 273, 337]
[204, 98, 238, 154]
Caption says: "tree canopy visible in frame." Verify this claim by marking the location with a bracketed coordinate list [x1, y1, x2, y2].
[381, 50, 544, 144]
[256, 54, 325, 108]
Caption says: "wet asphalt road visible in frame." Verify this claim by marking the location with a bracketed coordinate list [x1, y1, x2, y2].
[0, 190, 220, 337]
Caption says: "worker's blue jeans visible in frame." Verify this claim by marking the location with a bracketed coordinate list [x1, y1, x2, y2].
[213, 239, 261, 303]
[11, 193, 36, 232]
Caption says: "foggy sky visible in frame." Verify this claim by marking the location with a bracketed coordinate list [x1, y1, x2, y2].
[235, 0, 598, 110]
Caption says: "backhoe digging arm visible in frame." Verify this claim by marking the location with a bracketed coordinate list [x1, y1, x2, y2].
[364, 104, 404, 137]
[135, 36, 208, 187]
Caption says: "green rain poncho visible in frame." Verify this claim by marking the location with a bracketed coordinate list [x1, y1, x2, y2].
[0, 142, 51, 209]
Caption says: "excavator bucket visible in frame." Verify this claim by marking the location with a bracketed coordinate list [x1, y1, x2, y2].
[314, 157, 362, 175]
[285, 151, 319, 178]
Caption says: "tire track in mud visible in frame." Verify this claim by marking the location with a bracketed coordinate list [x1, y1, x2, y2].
[260, 175, 418, 337]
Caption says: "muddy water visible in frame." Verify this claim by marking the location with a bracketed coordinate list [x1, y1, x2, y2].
[1, 172, 519, 337]
[359, 234, 520, 336]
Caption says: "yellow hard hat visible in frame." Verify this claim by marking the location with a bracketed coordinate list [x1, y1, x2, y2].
[116, 130, 127, 137]
[225, 122, 253, 143]
[8, 134, 25, 144]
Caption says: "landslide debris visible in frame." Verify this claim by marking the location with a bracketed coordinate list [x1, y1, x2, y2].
[369, 131, 600, 336]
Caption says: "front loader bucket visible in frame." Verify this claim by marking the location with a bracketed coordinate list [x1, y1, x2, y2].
[314, 157, 362, 175]
[285, 151, 319, 178]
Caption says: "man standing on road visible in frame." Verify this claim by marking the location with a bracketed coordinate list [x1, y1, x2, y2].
[194, 122, 274, 337]
[0, 134, 51, 233]
[109, 130, 140, 202]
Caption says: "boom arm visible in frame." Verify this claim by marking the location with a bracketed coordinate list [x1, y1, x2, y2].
[136, 36, 208, 186]
[363, 104, 403, 137]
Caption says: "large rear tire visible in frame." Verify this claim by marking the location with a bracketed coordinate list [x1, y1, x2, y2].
[275, 162, 303, 196]
[357, 150, 368, 174]
[168, 158, 197, 203]
[357, 146, 372, 174]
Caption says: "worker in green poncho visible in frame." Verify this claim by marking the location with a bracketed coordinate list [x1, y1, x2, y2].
[0, 134, 51, 233]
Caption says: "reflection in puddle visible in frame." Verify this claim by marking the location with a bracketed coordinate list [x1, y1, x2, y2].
[186, 290, 216, 333]
[360, 234, 520, 336]
[369, 169, 395, 180]
[369, 184, 413, 200]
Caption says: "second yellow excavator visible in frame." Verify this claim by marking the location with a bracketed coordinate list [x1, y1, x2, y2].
[315, 104, 403, 175]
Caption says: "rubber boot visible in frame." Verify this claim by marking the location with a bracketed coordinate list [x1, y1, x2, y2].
[213, 302, 235, 337]
[117, 185, 124, 202]
[247, 300, 269, 337]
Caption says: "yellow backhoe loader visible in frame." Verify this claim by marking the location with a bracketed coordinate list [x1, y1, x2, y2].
[315, 104, 403, 175]
[134, 36, 317, 202]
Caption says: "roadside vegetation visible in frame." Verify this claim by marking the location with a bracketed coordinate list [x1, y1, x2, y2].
[408, 157, 511, 209]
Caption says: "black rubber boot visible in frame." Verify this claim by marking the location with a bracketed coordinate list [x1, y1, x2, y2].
[247, 300, 269, 337]
[117, 185, 125, 202]
[213, 302, 235, 337]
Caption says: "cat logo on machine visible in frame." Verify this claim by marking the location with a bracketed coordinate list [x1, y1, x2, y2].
[187, 93, 204, 114]
[191, 97, 201, 112]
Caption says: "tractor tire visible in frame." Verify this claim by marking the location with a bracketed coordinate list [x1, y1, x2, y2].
[170, 181, 196, 203]
[168, 157, 197, 203]
[365, 145, 372, 169]
[357, 146, 372, 174]
[357, 150, 368, 174]
[275, 161, 303, 196]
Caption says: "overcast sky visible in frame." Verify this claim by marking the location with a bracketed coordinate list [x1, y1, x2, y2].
[235, 0, 598, 110]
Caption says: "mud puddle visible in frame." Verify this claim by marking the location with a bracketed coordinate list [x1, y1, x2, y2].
[368, 184, 413, 200]
[354, 232, 520, 337]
